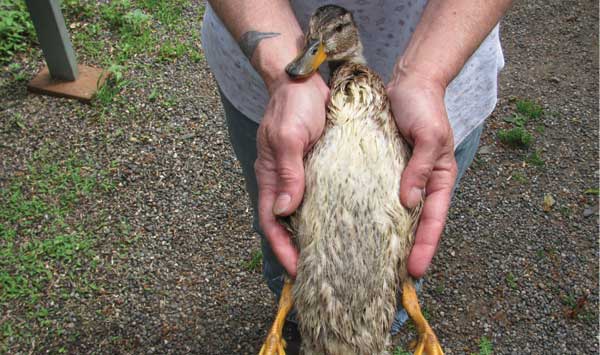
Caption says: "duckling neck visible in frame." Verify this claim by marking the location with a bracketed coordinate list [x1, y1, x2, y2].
[328, 53, 367, 75]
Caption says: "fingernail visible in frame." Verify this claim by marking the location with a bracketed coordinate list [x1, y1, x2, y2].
[407, 187, 424, 207]
[273, 193, 291, 215]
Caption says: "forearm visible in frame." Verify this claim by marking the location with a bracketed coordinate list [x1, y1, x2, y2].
[394, 0, 512, 88]
[207, 0, 304, 92]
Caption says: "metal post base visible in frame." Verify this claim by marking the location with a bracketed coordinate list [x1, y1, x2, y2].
[27, 64, 110, 103]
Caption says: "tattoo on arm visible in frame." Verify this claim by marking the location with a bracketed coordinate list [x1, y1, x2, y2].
[239, 31, 280, 60]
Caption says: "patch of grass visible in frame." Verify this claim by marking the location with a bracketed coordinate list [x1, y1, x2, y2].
[516, 99, 543, 119]
[95, 64, 127, 105]
[511, 171, 528, 184]
[535, 124, 545, 134]
[393, 346, 412, 355]
[526, 151, 545, 167]
[559, 205, 572, 218]
[503, 113, 528, 127]
[243, 250, 263, 272]
[561, 292, 591, 321]
[471, 336, 493, 355]
[498, 127, 533, 148]
[122, 9, 152, 34]
[159, 40, 188, 62]
[505, 272, 517, 289]
[584, 188, 599, 196]
[0, 0, 36, 64]
[148, 88, 159, 102]
[535, 249, 546, 260]
[0, 152, 116, 351]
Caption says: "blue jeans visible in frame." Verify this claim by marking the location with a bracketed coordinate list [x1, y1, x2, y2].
[220, 93, 484, 332]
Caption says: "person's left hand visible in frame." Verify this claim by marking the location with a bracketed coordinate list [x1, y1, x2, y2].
[387, 69, 457, 279]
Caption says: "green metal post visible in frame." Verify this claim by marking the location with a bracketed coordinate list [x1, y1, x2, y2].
[25, 0, 79, 81]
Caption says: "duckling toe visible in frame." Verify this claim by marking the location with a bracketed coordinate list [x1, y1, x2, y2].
[259, 333, 287, 355]
[412, 330, 444, 355]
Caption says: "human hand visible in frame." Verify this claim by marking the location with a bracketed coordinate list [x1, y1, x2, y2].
[255, 75, 329, 278]
[387, 69, 457, 279]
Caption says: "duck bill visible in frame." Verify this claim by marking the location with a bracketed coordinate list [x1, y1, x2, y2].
[285, 39, 327, 79]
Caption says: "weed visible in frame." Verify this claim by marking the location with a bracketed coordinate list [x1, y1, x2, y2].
[503, 113, 528, 127]
[159, 41, 187, 62]
[562, 292, 590, 320]
[584, 188, 599, 196]
[0, 0, 36, 64]
[526, 151, 545, 167]
[122, 9, 151, 34]
[190, 49, 203, 63]
[163, 96, 177, 108]
[422, 306, 430, 320]
[535, 124, 545, 134]
[511, 171, 528, 183]
[498, 127, 532, 148]
[393, 346, 412, 355]
[535, 249, 545, 259]
[471, 336, 493, 355]
[148, 88, 159, 102]
[516, 99, 543, 119]
[95, 64, 127, 105]
[559, 206, 572, 218]
[0, 152, 115, 349]
[505, 272, 517, 289]
[243, 250, 263, 272]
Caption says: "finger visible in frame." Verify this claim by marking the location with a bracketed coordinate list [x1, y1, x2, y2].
[272, 134, 306, 216]
[407, 169, 454, 278]
[258, 185, 299, 277]
[400, 135, 441, 208]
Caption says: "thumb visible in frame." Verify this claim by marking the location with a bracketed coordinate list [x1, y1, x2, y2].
[400, 139, 438, 208]
[273, 144, 305, 216]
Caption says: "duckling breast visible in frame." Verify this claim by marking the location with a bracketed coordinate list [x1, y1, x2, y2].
[292, 63, 418, 355]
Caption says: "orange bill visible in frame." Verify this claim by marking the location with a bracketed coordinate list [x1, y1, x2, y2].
[285, 39, 327, 79]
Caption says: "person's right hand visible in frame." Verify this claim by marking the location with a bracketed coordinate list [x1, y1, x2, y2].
[255, 75, 329, 278]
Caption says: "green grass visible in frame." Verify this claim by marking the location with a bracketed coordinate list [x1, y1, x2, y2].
[0, 151, 116, 351]
[505, 272, 517, 289]
[471, 336, 493, 355]
[503, 113, 528, 127]
[498, 99, 545, 151]
[243, 250, 263, 272]
[393, 346, 412, 355]
[584, 188, 599, 196]
[516, 99, 543, 119]
[2, 0, 204, 108]
[95, 64, 127, 106]
[0, 0, 36, 64]
[526, 151, 545, 167]
[498, 127, 533, 148]
[511, 171, 528, 184]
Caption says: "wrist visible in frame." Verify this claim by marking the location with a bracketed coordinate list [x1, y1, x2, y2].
[251, 32, 305, 94]
[267, 72, 329, 104]
[390, 58, 450, 93]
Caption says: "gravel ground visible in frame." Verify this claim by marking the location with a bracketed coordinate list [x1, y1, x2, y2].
[0, 0, 598, 354]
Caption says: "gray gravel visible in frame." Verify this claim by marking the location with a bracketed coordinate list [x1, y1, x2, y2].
[0, 0, 597, 354]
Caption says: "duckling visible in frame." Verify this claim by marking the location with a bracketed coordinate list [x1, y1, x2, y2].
[259, 5, 444, 355]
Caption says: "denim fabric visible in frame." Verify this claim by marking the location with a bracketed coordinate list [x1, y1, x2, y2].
[220, 92, 484, 330]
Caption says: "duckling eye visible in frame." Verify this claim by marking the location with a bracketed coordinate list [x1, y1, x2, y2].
[311, 46, 318, 55]
[334, 24, 344, 33]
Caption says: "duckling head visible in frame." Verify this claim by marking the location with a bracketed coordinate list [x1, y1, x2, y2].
[286, 5, 365, 79]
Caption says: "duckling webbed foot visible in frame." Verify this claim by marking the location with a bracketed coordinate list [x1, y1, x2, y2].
[402, 280, 444, 355]
[259, 278, 294, 355]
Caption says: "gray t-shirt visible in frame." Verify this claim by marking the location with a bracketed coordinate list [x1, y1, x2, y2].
[201, 0, 504, 146]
